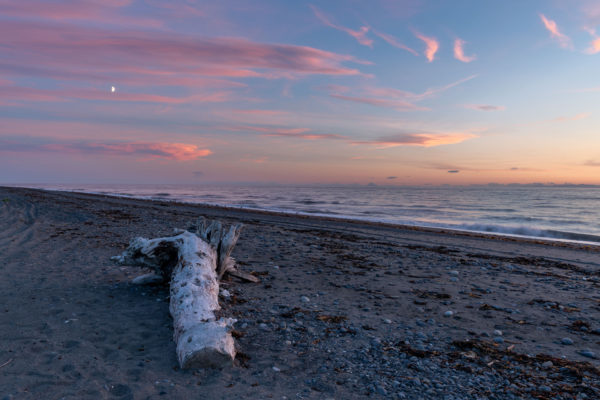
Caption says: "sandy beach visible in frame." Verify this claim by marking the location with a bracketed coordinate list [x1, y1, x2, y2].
[1, 186, 599, 399]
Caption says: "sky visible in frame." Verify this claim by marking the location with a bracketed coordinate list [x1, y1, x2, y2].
[1, 0, 599, 185]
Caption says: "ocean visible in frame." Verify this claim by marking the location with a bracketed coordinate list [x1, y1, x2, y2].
[14, 183, 600, 244]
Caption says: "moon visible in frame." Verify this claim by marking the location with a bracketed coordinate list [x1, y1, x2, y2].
[111, 86, 116, 93]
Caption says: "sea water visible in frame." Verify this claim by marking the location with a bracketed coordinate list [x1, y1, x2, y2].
[15, 183, 600, 244]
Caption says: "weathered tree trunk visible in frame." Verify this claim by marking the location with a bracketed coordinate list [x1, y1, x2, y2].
[112, 218, 244, 369]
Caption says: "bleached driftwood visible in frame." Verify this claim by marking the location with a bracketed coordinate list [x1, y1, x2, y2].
[112, 218, 246, 369]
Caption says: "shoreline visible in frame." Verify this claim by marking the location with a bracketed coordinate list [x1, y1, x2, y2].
[4, 185, 600, 252]
[1, 186, 599, 399]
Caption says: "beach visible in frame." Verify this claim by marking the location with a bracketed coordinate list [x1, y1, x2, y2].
[1, 186, 599, 399]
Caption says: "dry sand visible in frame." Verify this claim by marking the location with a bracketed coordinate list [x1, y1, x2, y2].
[1, 186, 599, 399]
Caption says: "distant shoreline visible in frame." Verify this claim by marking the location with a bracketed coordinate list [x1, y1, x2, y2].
[5, 185, 600, 250]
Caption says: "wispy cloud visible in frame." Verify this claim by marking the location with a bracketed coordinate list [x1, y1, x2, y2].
[539, 14, 571, 48]
[326, 75, 476, 110]
[581, 1, 600, 25]
[584, 160, 600, 167]
[223, 125, 345, 140]
[464, 104, 505, 111]
[0, 136, 212, 161]
[353, 132, 477, 148]
[329, 93, 429, 111]
[373, 30, 419, 55]
[263, 132, 346, 140]
[586, 37, 600, 54]
[552, 113, 590, 122]
[310, 5, 373, 47]
[453, 39, 476, 63]
[414, 32, 439, 62]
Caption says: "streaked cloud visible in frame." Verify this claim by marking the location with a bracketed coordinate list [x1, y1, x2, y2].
[264, 132, 346, 140]
[373, 30, 419, 55]
[310, 5, 373, 47]
[453, 39, 476, 63]
[326, 75, 476, 110]
[225, 125, 312, 135]
[223, 125, 345, 140]
[0, 20, 366, 88]
[0, 85, 231, 105]
[414, 32, 439, 62]
[447, 170, 459, 173]
[329, 93, 428, 111]
[552, 113, 590, 122]
[0, 136, 212, 161]
[0, 0, 161, 28]
[353, 132, 477, 148]
[464, 104, 505, 111]
[539, 14, 571, 48]
[386, 176, 397, 179]
[584, 160, 600, 167]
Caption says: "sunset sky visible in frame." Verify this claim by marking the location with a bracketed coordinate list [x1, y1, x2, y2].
[1, 0, 599, 185]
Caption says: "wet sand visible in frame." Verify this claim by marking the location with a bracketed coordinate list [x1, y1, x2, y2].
[1, 186, 599, 399]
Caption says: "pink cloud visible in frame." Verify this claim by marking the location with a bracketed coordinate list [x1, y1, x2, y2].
[262, 132, 346, 140]
[0, 136, 212, 161]
[0, 62, 248, 89]
[0, 0, 162, 28]
[464, 104, 505, 111]
[0, 20, 365, 89]
[581, 2, 600, 25]
[373, 30, 419, 56]
[221, 125, 344, 140]
[453, 39, 476, 63]
[353, 132, 477, 148]
[228, 125, 311, 135]
[414, 32, 439, 62]
[539, 14, 571, 48]
[586, 37, 600, 54]
[0, 85, 231, 105]
[310, 5, 373, 47]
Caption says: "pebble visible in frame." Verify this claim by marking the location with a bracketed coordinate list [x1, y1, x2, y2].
[444, 311, 453, 317]
[493, 330, 502, 336]
[561, 337, 574, 345]
[493, 337, 504, 344]
[383, 319, 392, 324]
[579, 349, 596, 359]
[449, 270, 459, 276]
[300, 296, 310, 303]
[449, 277, 459, 282]
[273, 366, 281, 372]
[259, 323, 270, 331]
[541, 361, 553, 369]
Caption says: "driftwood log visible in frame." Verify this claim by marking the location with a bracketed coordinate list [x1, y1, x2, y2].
[112, 218, 253, 369]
